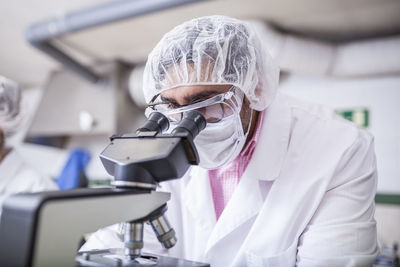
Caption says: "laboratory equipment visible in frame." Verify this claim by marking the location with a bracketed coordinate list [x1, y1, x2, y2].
[0, 111, 209, 267]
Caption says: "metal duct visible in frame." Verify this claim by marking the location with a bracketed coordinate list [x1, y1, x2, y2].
[250, 21, 400, 77]
[25, 0, 206, 83]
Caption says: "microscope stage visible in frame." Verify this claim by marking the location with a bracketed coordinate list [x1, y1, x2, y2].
[77, 248, 209, 267]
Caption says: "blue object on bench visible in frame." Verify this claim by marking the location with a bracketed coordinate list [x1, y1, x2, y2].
[56, 149, 91, 190]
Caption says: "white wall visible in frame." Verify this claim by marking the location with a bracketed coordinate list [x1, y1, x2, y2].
[375, 204, 400, 247]
[279, 73, 400, 194]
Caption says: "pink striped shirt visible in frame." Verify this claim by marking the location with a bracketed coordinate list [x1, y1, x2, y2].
[209, 111, 265, 220]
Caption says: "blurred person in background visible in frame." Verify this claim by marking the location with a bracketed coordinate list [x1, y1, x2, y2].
[0, 75, 57, 217]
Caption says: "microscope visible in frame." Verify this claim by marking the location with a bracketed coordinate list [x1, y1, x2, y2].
[0, 111, 210, 267]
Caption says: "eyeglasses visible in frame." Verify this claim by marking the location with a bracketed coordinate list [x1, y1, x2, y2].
[146, 86, 243, 124]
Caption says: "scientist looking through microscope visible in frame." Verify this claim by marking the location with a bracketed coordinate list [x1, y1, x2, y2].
[83, 16, 379, 266]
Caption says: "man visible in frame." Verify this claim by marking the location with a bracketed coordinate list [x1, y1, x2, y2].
[83, 16, 378, 266]
[0, 75, 57, 217]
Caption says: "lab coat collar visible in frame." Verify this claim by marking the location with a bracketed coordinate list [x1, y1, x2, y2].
[182, 93, 292, 255]
[0, 149, 23, 190]
[203, 93, 291, 253]
[246, 92, 291, 181]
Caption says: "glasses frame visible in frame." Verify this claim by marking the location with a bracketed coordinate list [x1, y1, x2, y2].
[146, 86, 242, 124]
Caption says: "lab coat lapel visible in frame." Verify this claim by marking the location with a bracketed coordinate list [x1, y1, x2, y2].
[246, 92, 292, 182]
[182, 167, 216, 231]
[205, 170, 264, 254]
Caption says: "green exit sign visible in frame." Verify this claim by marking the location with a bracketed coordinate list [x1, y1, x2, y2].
[336, 108, 369, 128]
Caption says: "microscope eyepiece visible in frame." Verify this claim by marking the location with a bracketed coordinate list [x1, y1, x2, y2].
[172, 110, 206, 140]
[136, 112, 169, 134]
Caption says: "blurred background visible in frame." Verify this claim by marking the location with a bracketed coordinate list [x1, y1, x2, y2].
[0, 0, 399, 263]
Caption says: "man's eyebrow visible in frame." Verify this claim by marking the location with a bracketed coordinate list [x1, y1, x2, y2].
[160, 95, 177, 103]
[184, 90, 220, 103]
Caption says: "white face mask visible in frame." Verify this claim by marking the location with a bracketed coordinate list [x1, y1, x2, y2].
[147, 85, 252, 169]
[194, 106, 252, 170]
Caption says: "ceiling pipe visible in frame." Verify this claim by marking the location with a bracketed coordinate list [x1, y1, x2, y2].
[250, 21, 400, 77]
[25, 0, 206, 83]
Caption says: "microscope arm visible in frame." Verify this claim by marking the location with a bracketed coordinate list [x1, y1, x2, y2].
[0, 188, 170, 267]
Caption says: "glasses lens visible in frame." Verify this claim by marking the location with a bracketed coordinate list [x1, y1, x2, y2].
[192, 102, 234, 123]
[151, 104, 180, 123]
[150, 88, 238, 123]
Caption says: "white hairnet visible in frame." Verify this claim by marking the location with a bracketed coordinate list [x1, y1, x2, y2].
[143, 15, 280, 111]
[0, 76, 22, 137]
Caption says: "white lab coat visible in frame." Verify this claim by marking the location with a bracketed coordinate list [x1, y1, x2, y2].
[0, 149, 58, 217]
[82, 92, 379, 266]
